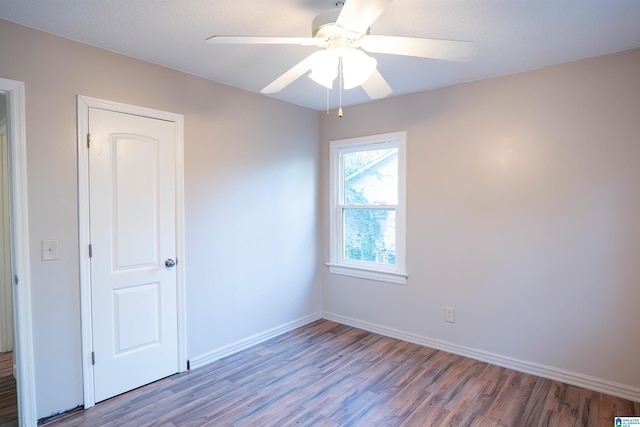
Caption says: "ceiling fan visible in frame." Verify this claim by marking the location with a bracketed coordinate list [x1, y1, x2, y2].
[206, 0, 476, 103]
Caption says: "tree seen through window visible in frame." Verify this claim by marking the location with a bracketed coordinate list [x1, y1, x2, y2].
[342, 148, 397, 264]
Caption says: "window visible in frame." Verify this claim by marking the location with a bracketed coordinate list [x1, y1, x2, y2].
[328, 131, 407, 284]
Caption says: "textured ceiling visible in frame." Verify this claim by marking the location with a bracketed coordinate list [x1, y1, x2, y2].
[1, 0, 640, 110]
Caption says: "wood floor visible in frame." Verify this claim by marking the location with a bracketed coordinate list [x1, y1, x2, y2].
[41, 320, 639, 427]
[0, 351, 18, 427]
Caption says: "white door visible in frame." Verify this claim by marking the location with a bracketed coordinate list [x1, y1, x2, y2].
[88, 107, 178, 402]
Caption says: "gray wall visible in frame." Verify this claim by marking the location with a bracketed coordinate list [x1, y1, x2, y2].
[0, 93, 5, 120]
[320, 48, 640, 392]
[0, 19, 322, 418]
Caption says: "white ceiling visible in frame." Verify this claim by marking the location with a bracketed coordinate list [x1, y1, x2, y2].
[1, 0, 640, 111]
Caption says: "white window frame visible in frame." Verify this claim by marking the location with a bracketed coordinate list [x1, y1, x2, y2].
[328, 131, 407, 285]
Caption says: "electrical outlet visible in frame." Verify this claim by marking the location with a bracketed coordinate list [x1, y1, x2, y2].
[444, 306, 455, 323]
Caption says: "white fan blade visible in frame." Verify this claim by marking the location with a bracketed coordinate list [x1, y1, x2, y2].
[361, 35, 477, 62]
[261, 51, 325, 94]
[206, 35, 321, 46]
[336, 0, 394, 35]
[361, 68, 392, 99]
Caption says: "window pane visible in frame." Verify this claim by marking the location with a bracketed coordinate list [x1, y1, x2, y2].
[344, 148, 398, 205]
[343, 208, 396, 265]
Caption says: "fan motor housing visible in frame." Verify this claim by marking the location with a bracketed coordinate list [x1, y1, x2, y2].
[311, 8, 341, 38]
[312, 7, 366, 40]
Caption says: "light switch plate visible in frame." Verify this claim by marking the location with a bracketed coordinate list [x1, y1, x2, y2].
[445, 306, 455, 323]
[41, 240, 59, 261]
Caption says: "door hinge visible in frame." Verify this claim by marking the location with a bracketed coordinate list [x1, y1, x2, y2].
[14, 275, 19, 286]
[88, 244, 93, 258]
[87, 134, 91, 148]
[91, 351, 95, 365]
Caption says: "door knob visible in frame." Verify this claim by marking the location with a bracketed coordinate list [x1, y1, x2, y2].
[165, 259, 176, 268]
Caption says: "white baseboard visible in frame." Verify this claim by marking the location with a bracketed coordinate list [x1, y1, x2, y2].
[187, 310, 640, 403]
[189, 312, 322, 370]
[322, 311, 640, 403]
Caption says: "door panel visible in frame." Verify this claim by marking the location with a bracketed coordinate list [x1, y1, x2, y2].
[112, 134, 159, 269]
[113, 282, 160, 354]
[89, 108, 178, 403]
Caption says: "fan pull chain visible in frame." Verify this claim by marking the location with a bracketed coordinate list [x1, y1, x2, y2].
[326, 86, 330, 115]
[338, 56, 343, 118]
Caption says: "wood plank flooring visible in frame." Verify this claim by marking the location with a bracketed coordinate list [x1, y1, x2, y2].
[0, 351, 18, 426]
[41, 320, 639, 426]
[0, 352, 13, 378]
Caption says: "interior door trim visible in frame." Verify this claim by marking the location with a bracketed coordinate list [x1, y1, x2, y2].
[76, 95, 187, 408]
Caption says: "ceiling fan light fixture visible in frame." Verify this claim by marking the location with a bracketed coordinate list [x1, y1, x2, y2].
[309, 72, 333, 89]
[208, 0, 477, 105]
[342, 48, 377, 89]
[309, 50, 339, 89]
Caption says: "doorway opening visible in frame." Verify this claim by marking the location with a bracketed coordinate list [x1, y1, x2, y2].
[0, 91, 17, 425]
[0, 77, 37, 426]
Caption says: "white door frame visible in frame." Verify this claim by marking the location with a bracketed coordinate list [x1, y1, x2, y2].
[0, 77, 37, 426]
[77, 95, 187, 408]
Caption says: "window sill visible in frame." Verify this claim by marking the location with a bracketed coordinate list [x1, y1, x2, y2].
[325, 263, 408, 285]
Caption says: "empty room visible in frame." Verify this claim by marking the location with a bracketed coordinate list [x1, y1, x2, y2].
[0, 0, 639, 426]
